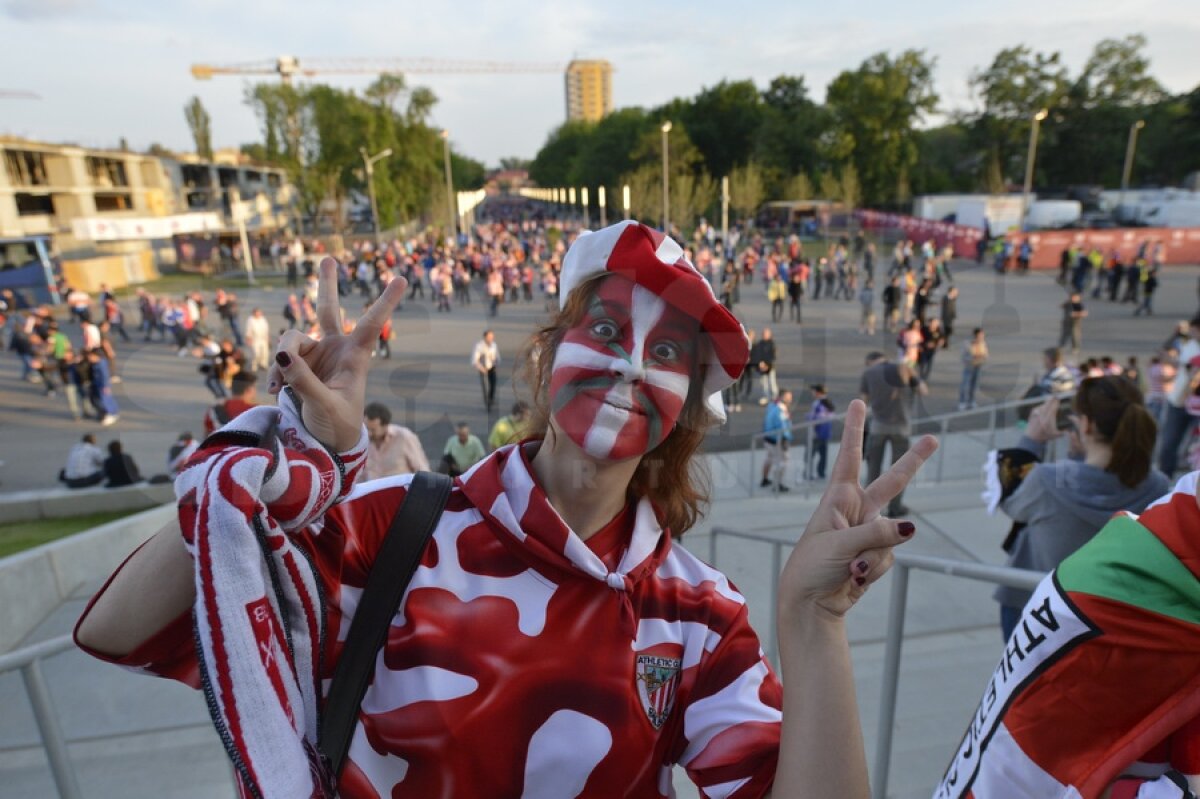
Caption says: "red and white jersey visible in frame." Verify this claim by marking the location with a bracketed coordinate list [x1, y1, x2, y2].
[85, 440, 782, 798]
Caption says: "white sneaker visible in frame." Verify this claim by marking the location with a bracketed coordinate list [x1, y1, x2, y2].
[101, 414, 119, 426]
[758, 398, 768, 406]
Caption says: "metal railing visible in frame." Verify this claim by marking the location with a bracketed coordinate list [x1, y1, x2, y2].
[0, 635, 81, 799]
[704, 527, 1045, 799]
[871, 552, 1043, 799]
[746, 390, 1073, 497]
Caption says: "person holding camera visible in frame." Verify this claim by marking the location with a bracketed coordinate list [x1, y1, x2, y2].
[993, 377, 1167, 640]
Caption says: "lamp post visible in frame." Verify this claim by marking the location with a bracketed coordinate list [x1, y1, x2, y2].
[598, 186, 607, 227]
[1120, 119, 1146, 217]
[660, 121, 672, 232]
[623, 184, 631, 221]
[440, 130, 456, 241]
[721, 175, 730, 264]
[360, 146, 393, 246]
[1022, 108, 1049, 229]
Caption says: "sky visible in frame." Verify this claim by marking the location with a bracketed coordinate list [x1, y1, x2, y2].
[2, 0, 1199, 168]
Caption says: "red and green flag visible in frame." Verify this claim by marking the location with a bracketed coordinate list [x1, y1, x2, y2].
[936, 477, 1200, 798]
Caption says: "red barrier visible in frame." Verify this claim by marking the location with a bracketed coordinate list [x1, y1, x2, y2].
[856, 210, 1200, 268]
[1002, 227, 1200, 269]
[856, 210, 984, 260]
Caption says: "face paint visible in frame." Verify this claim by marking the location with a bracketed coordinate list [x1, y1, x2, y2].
[549, 276, 698, 461]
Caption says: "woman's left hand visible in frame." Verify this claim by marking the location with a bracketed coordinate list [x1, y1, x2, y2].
[778, 399, 938, 622]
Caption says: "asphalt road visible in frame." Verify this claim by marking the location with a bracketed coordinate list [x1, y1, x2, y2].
[2, 259, 1197, 492]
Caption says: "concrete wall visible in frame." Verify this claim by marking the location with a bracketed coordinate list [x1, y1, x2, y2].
[0, 503, 174, 653]
[0, 481, 175, 525]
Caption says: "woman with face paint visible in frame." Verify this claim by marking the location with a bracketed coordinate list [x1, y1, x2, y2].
[76, 221, 937, 799]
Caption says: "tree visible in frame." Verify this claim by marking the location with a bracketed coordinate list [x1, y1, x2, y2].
[840, 164, 861, 210]
[621, 163, 662, 226]
[967, 46, 1069, 189]
[911, 123, 976, 195]
[754, 75, 831, 196]
[498, 156, 531, 171]
[825, 50, 939, 205]
[818, 170, 842, 201]
[680, 80, 763, 178]
[1078, 35, 1166, 109]
[669, 171, 716, 235]
[528, 121, 592, 187]
[184, 96, 213, 162]
[727, 162, 765, 220]
[784, 172, 813, 201]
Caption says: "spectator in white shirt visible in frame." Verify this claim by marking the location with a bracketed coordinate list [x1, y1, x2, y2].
[472, 329, 500, 411]
[59, 433, 105, 488]
[244, 308, 272, 372]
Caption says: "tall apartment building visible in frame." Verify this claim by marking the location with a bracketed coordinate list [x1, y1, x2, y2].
[564, 59, 613, 123]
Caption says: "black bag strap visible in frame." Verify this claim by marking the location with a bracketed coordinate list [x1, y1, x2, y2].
[319, 470, 453, 779]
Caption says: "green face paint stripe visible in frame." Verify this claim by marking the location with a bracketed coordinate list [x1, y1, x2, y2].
[605, 342, 632, 362]
[551, 375, 613, 415]
[1057, 514, 1200, 625]
[636, 391, 661, 446]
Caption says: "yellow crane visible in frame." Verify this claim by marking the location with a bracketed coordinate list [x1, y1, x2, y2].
[191, 56, 564, 85]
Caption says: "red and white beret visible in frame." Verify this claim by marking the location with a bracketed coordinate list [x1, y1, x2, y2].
[560, 220, 750, 422]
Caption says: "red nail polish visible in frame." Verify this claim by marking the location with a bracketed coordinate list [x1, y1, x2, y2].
[275, 352, 291, 368]
[854, 576, 866, 587]
[898, 521, 915, 537]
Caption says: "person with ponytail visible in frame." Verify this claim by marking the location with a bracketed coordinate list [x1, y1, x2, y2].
[994, 375, 1169, 639]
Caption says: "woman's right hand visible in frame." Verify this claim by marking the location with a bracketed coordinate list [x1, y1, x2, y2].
[1026, 396, 1064, 443]
[266, 257, 407, 452]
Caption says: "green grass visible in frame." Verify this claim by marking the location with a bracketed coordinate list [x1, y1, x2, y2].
[113, 270, 286, 299]
[0, 509, 141, 559]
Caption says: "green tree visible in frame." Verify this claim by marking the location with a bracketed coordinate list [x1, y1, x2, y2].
[184, 96, 213, 161]
[1077, 34, 1166, 108]
[680, 80, 763, 178]
[754, 75, 831, 196]
[528, 121, 592, 187]
[825, 50, 939, 205]
[727, 162, 765, 221]
[783, 172, 813, 201]
[911, 123, 976, 194]
[840, 163, 861, 209]
[968, 46, 1069, 189]
[570, 107, 650, 189]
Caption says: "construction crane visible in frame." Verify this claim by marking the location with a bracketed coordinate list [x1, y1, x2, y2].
[191, 56, 564, 85]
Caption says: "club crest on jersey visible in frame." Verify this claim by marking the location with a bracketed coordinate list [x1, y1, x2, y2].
[636, 654, 681, 729]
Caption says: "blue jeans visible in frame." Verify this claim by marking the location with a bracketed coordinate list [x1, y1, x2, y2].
[959, 365, 981, 406]
[1157, 404, 1195, 477]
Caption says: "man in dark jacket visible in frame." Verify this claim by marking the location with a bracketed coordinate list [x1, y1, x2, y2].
[751, 327, 778, 405]
[103, 440, 142, 487]
[940, 286, 958, 350]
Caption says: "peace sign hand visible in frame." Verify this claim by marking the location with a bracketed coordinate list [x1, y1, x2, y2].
[266, 257, 407, 452]
[778, 399, 937, 622]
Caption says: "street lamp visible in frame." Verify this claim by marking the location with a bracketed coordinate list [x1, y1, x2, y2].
[1022, 108, 1049, 229]
[360, 147, 393, 246]
[440, 130, 457, 241]
[661, 121, 672, 232]
[1120, 119, 1146, 217]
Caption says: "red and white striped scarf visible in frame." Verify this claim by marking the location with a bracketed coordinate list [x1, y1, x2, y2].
[175, 389, 366, 798]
